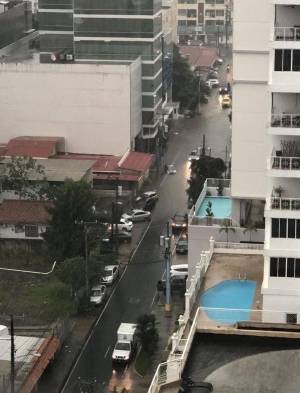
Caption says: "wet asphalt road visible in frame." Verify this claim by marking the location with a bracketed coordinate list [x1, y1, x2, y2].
[59, 61, 232, 393]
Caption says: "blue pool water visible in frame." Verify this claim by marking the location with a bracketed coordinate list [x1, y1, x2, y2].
[197, 196, 232, 218]
[200, 280, 256, 324]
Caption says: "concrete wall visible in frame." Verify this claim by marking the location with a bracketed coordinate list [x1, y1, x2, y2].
[0, 224, 47, 240]
[163, 0, 178, 43]
[0, 60, 142, 155]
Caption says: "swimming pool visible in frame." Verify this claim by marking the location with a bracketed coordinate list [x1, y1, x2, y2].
[200, 280, 256, 324]
[196, 196, 232, 219]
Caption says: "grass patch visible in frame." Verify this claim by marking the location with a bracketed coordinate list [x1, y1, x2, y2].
[135, 349, 151, 377]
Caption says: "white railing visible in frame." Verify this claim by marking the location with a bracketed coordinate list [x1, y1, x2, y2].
[194, 180, 207, 215]
[270, 156, 300, 170]
[191, 216, 233, 226]
[269, 197, 300, 211]
[274, 26, 300, 41]
[147, 239, 215, 393]
[271, 114, 300, 128]
[215, 241, 264, 250]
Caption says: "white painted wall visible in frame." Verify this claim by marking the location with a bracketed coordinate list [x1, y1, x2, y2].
[0, 60, 142, 155]
[0, 224, 47, 240]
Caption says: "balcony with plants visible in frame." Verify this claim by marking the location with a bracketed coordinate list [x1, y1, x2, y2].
[269, 139, 300, 176]
[270, 93, 300, 135]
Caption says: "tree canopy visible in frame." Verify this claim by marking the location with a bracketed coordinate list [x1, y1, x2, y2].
[172, 45, 199, 110]
[43, 179, 96, 260]
[187, 156, 226, 204]
[2, 156, 45, 199]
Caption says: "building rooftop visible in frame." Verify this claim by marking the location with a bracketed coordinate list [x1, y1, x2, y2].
[4, 136, 63, 158]
[0, 200, 51, 224]
[179, 45, 218, 69]
[118, 151, 154, 172]
[0, 32, 39, 64]
[31, 158, 96, 182]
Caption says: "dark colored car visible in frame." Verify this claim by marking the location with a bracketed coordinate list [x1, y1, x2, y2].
[171, 213, 188, 234]
[157, 276, 187, 295]
[176, 238, 188, 254]
[180, 377, 213, 393]
[102, 231, 132, 244]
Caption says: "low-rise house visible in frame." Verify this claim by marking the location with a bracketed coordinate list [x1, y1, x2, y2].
[0, 199, 50, 240]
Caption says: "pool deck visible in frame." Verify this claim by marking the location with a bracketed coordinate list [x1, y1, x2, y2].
[198, 253, 264, 330]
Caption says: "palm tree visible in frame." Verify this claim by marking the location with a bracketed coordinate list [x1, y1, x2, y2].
[243, 222, 257, 242]
[219, 218, 236, 244]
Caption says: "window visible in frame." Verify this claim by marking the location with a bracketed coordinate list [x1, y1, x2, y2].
[270, 258, 300, 278]
[288, 219, 296, 238]
[206, 10, 215, 17]
[286, 314, 297, 324]
[292, 50, 300, 71]
[271, 218, 300, 239]
[25, 225, 39, 238]
[271, 218, 279, 238]
[216, 10, 224, 16]
[274, 49, 300, 72]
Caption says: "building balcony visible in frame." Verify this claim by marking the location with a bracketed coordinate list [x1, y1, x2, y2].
[267, 196, 300, 211]
[268, 155, 300, 178]
[274, 26, 300, 42]
[269, 113, 300, 135]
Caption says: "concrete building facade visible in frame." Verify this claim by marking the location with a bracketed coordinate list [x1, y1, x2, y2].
[0, 61, 142, 155]
[38, 0, 164, 151]
[177, 0, 231, 44]
[233, 0, 300, 324]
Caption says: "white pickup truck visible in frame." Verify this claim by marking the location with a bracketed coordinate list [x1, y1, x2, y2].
[112, 323, 137, 363]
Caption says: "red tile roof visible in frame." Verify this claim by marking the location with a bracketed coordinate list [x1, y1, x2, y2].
[6, 136, 63, 158]
[179, 45, 218, 69]
[118, 151, 154, 172]
[0, 200, 51, 224]
[93, 156, 122, 172]
[93, 173, 140, 182]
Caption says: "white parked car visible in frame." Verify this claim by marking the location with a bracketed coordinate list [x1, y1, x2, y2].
[205, 79, 220, 88]
[90, 284, 107, 305]
[121, 209, 151, 222]
[100, 265, 119, 285]
[109, 220, 133, 232]
[170, 264, 188, 278]
[167, 164, 176, 174]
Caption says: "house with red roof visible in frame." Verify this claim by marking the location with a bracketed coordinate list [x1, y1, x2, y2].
[0, 200, 51, 240]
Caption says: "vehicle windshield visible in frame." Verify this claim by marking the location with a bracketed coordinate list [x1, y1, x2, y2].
[103, 270, 112, 277]
[115, 342, 130, 351]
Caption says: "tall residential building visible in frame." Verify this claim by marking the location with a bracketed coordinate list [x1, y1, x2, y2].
[38, 0, 164, 152]
[177, 0, 231, 44]
[233, 0, 300, 323]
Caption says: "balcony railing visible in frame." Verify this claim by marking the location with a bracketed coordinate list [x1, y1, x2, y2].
[271, 114, 300, 128]
[274, 26, 300, 41]
[269, 197, 300, 211]
[271, 156, 300, 170]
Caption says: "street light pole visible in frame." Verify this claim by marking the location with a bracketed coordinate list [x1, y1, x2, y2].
[84, 223, 89, 294]
[10, 315, 15, 393]
[160, 222, 172, 313]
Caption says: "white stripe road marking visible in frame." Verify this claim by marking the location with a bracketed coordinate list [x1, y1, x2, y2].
[104, 346, 110, 359]
[61, 219, 153, 392]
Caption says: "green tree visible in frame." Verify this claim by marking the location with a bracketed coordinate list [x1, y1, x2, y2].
[136, 314, 159, 355]
[43, 180, 96, 260]
[3, 156, 45, 199]
[243, 222, 257, 242]
[219, 218, 236, 244]
[172, 45, 199, 110]
[187, 156, 226, 204]
[205, 201, 214, 217]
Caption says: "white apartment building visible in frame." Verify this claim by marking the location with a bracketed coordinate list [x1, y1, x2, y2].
[0, 60, 142, 155]
[177, 0, 231, 44]
[162, 0, 178, 43]
[233, 0, 300, 324]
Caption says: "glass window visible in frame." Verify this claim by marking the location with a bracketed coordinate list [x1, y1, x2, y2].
[296, 259, 300, 278]
[270, 257, 278, 277]
[279, 218, 287, 238]
[274, 49, 283, 71]
[25, 225, 39, 238]
[283, 49, 291, 71]
[287, 258, 295, 277]
[292, 49, 300, 71]
[74, 0, 159, 15]
[297, 220, 300, 239]
[278, 258, 286, 277]
[39, 12, 73, 31]
[271, 218, 279, 238]
[288, 219, 296, 238]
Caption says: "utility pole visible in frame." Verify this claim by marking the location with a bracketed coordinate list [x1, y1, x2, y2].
[201, 134, 206, 157]
[160, 222, 172, 313]
[10, 315, 15, 393]
[84, 223, 89, 294]
[225, 4, 229, 48]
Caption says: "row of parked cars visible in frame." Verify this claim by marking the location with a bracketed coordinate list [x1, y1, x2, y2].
[90, 265, 120, 305]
